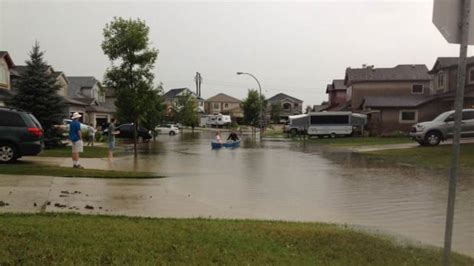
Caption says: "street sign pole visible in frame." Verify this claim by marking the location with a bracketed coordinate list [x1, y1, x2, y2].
[443, 1, 470, 265]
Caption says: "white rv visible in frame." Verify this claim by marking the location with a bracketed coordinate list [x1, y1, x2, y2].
[307, 111, 366, 137]
[286, 112, 367, 137]
[205, 113, 232, 127]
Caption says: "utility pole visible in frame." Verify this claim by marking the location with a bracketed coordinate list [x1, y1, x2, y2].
[195, 72, 202, 97]
[442, 1, 470, 265]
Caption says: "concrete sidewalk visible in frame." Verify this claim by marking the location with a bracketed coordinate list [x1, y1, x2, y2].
[0, 174, 258, 219]
[349, 138, 474, 153]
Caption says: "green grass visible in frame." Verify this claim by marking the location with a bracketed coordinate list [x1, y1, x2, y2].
[365, 143, 474, 169]
[309, 136, 413, 147]
[0, 213, 471, 265]
[0, 163, 162, 178]
[40, 145, 111, 158]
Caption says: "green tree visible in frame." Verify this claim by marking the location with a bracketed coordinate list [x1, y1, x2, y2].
[241, 89, 266, 128]
[140, 84, 166, 138]
[305, 105, 313, 114]
[8, 42, 66, 146]
[101, 17, 159, 155]
[270, 103, 282, 124]
[175, 91, 199, 132]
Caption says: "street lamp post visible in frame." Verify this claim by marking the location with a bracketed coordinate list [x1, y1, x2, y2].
[237, 72, 263, 139]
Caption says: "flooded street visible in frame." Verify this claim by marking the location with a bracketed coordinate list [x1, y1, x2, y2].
[1, 131, 473, 256]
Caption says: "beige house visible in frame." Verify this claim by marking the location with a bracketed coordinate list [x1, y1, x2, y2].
[163, 88, 205, 117]
[68, 76, 114, 127]
[344, 64, 433, 135]
[0, 51, 14, 106]
[266, 93, 303, 119]
[205, 93, 243, 119]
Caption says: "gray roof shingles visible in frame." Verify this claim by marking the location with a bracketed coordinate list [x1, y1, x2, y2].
[67, 76, 99, 98]
[164, 88, 204, 100]
[346, 65, 431, 85]
[364, 95, 436, 108]
[429, 56, 474, 73]
[267, 93, 302, 103]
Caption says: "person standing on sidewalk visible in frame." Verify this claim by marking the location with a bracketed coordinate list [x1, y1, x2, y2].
[107, 118, 119, 162]
[69, 112, 84, 168]
[86, 124, 96, 147]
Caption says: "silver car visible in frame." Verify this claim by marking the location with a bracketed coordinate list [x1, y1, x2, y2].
[410, 109, 474, 146]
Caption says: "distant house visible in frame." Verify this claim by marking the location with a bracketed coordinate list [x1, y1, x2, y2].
[428, 57, 474, 109]
[344, 64, 433, 135]
[0, 51, 14, 106]
[163, 88, 205, 116]
[68, 76, 114, 127]
[325, 79, 347, 111]
[205, 93, 243, 120]
[266, 93, 303, 118]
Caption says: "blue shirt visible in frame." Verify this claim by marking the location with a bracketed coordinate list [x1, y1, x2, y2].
[69, 120, 81, 142]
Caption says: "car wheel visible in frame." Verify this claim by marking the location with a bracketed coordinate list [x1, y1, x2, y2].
[0, 143, 17, 163]
[424, 131, 441, 146]
[330, 133, 336, 138]
[169, 131, 176, 136]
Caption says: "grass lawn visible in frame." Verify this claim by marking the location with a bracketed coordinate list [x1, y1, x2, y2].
[0, 163, 162, 179]
[309, 136, 413, 147]
[39, 145, 111, 158]
[0, 213, 471, 265]
[364, 143, 474, 169]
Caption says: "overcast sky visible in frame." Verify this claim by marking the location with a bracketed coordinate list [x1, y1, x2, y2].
[1, 0, 470, 107]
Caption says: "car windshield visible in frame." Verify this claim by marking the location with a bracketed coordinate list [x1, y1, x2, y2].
[433, 112, 451, 122]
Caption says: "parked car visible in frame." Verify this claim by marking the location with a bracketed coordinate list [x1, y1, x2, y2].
[0, 107, 44, 162]
[410, 109, 474, 146]
[155, 124, 179, 135]
[114, 123, 152, 140]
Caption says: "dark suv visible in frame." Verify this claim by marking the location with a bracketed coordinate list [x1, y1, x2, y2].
[0, 107, 44, 162]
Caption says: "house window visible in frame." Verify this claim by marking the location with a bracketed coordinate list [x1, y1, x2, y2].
[283, 103, 291, 110]
[224, 103, 228, 108]
[294, 103, 299, 107]
[469, 68, 474, 84]
[0, 63, 7, 86]
[213, 103, 219, 109]
[437, 71, 445, 90]
[412, 84, 424, 94]
[399, 110, 418, 123]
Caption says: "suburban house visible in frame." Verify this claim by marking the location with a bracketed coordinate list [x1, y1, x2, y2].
[163, 87, 205, 116]
[428, 57, 474, 109]
[205, 93, 243, 120]
[266, 93, 303, 119]
[344, 64, 433, 135]
[10, 65, 91, 120]
[325, 79, 348, 111]
[0, 51, 14, 106]
[68, 76, 114, 127]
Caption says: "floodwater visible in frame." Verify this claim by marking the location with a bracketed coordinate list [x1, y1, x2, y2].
[1, 131, 473, 256]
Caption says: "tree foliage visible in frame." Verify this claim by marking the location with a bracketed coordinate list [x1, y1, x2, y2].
[305, 105, 313, 114]
[175, 91, 199, 130]
[270, 103, 282, 124]
[8, 42, 66, 143]
[140, 84, 166, 132]
[241, 89, 266, 126]
[101, 17, 161, 152]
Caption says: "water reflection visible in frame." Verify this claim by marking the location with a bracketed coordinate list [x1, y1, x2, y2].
[110, 132, 472, 255]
